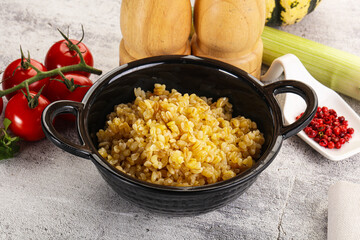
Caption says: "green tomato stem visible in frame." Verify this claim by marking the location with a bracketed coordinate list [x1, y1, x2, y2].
[0, 63, 101, 98]
[57, 27, 86, 63]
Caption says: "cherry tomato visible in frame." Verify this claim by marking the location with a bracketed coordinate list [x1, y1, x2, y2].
[44, 39, 94, 77]
[43, 73, 93, 121]
[5, 91, 50, 141]
[43, 73, 93, 102]
[2, 59, 50, 100]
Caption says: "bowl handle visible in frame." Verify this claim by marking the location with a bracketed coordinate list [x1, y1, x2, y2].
[41, 100, 92, 159]
[263, 80, 318, 139]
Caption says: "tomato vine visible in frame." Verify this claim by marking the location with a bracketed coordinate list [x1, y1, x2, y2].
[0, 28, 102, 98]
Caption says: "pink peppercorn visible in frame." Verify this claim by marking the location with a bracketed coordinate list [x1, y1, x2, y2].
[296, 106, 354, 150]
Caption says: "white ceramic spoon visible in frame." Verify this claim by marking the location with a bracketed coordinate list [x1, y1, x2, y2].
[261, 54, 360, 161]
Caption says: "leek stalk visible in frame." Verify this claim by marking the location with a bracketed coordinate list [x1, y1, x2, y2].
[262, 26, 360, 101]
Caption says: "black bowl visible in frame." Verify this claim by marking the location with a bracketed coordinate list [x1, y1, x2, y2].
[41, 55, 317, 216]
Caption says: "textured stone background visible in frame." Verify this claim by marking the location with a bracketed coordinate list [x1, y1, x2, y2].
[0, 0, 359, 239]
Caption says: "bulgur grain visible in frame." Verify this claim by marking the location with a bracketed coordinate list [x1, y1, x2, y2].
[97, 84, 265, 186]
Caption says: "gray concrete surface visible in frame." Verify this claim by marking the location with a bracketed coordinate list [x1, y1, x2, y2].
[1, 0, 360, 239]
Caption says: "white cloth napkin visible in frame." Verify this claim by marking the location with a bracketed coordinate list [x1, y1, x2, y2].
[328, 181, 360, 240]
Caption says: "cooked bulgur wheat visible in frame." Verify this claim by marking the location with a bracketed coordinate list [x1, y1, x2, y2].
[97, 84, 265, 187]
